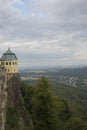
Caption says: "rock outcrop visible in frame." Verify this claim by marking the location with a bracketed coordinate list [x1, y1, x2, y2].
[0, 68, 7, 130]
[0, 69, 34, 130]
[6, 74, 34, 130]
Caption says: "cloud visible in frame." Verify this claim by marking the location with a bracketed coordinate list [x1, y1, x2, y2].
[0, 0, 87, 67]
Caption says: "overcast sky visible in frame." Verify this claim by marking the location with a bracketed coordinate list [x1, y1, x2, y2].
[0, 0, 87, 68]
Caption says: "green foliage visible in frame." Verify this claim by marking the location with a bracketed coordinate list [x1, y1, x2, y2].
[20, 77, 87, 130]
[20, 77, 71, 130]
[6, 107, 19, 129]
[55, 98, 71, 121]
[20, 82, 34, 113]
[51, 81, 87, 122]
[64, 117, 87, 130]
[24, 126, 33, 130]
[32, 77, 60, 130]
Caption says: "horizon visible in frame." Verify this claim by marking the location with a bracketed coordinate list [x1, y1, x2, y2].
[19, 65, 87, 70]
[0, 0, 87, 68]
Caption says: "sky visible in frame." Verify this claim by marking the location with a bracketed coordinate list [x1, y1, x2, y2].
[0, 0, 87, 68]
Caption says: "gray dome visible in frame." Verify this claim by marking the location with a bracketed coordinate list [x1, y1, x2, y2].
[1, 48, 18, 61]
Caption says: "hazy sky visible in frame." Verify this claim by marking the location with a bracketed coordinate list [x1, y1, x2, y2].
[0, 0, 87, 68]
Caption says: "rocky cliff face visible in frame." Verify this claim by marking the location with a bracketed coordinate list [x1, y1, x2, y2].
[0, 69, 34, 130]
[0, 68, 7, 130]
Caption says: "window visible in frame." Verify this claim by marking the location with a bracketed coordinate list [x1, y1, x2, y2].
[1, 62, 4, 65]
[6, 62, 8, 65]
[15, 62, 17, 65]
[9, 62, 11, 65]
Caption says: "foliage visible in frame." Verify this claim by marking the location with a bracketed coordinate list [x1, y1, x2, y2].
[6, 107, 19, 129]
[20, 77, 71, 130]
[32, 77, 60, 130]
[51, 81, 87, 122]
[20, 77, 87, 130]
[20, 81, 34, 113]
[20, 66, 87, 129]
[64, 117, 87, 130]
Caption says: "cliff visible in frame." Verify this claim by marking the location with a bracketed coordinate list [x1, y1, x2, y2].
[0, 68, 7, 130]
[0, 69, 34, 130]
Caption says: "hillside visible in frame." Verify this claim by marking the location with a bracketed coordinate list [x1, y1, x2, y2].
[20, 67, 87, 126]
[51, 82, 87, 122]
[1, 67, 87, 130]
[20, 67, 87, 88]
[20, 78, 87, 130]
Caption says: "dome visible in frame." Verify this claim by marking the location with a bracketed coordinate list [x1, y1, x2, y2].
[1, 48, 18, 61]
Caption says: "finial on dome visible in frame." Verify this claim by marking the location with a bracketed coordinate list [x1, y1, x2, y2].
[8, 47, 10, 50]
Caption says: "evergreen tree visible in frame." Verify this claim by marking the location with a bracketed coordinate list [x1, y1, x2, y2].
[64, 117, 87, 130]
[32, 77, 62, 130]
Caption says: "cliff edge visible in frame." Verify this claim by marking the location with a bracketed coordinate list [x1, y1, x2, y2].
[0, 68, 7, 130]
[0, 69, 34, 130]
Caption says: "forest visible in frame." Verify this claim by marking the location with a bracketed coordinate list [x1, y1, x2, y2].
[20, 77, 87, 130]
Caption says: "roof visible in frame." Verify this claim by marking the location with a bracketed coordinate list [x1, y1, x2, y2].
[1, 48, 18, 61]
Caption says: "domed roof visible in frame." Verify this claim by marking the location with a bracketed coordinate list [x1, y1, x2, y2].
[1, 48, 18, 61]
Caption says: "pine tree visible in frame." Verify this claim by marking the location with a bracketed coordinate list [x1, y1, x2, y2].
[32, 77, 62, 130]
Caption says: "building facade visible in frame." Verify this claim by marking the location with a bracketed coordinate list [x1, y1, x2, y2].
[0, 48, 19, 74]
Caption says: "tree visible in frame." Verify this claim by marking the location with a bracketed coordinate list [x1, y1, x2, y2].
[32, 77, 63, 130]
[64, 117, 87, 130]
[20, 77, 71, 130]
[20, 82, 34, 113]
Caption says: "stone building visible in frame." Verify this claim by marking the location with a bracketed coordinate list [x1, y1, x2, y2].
[0, 48, 19, 74]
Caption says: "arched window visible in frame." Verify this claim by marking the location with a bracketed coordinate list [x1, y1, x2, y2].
[9, 62, 11, 65]
[2, 62, 4, 65]
[6, 62, 8, 65]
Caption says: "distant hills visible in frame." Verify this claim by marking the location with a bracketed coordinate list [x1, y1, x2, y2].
[20, 65, 87, 70]
[20, 67, 87, 128]
[20, 67, 87, 88]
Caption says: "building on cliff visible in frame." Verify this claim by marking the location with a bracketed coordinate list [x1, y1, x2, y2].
[0, 49, 34, 130]
[0, 48, 19, 130]
[0, 48, 19, 74]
